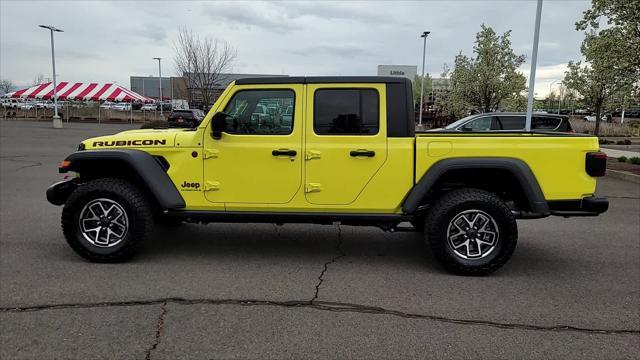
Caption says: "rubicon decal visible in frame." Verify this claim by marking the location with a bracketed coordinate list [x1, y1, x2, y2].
[92, 139, 167, 147]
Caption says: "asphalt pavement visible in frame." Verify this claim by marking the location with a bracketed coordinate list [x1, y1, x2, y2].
[1, 120, 638, 359]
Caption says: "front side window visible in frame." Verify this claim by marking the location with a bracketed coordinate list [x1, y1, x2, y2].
[460, 116, 493, 131]
[222, 89, 295, 135]
[314, 89, 379, 135]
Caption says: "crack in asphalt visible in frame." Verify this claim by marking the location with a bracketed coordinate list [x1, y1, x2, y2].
[311, 224, 346, 304]
[145, 301, 168, 360]
[1, 297, 637, 336]
[0, 156, 43, 169]
[601, 195, 640, 199]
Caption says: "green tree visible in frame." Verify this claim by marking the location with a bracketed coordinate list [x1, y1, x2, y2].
[447, 25, 527, 116]
[565, 0, 639, 135]
[413, 74, 432, 108]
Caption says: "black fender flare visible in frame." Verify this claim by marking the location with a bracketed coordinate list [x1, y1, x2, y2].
[60, 149, 185, 209]
[402, 157, 549, 215]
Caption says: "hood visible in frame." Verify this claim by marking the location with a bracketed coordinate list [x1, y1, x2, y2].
[82, 128, 183, 150]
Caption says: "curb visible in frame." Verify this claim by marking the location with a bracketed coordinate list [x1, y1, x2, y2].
[607, 170, 640, 184]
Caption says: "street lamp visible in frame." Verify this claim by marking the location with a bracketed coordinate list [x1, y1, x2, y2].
[549, 79, 561, 113]
[39, 24, 63, 129]
[418, 31, 430, 127]
[153, 57, 163, 117]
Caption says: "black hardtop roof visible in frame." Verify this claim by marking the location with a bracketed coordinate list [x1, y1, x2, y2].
[235, 76, 411, 85]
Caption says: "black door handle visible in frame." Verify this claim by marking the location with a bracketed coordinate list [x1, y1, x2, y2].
[272, 149, 297, 156]
[350, 150, 375, 157]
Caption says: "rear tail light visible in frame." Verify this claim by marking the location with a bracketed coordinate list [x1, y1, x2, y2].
[586, 152, 607, 177]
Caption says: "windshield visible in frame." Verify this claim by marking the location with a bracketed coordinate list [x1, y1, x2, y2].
[444, 115, 476, 129]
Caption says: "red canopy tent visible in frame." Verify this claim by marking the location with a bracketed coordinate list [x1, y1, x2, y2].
[5, 82, 154, 103]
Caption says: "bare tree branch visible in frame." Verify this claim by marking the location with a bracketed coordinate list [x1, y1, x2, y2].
[173, 27, 237, 107]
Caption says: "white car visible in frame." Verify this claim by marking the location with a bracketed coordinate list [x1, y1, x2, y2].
[100, 101, 114, 109]
[141, 103, 157, 111]
[19, 102, 35, 110]
[111, 103, 131, 111]
[584, 114, 612, 122]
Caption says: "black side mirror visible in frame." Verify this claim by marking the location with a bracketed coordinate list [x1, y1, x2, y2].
[211, 112, 228, 139]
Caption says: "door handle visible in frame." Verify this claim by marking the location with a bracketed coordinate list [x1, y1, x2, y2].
[350, 149, 375, 157]
[272, 149, 297, 157]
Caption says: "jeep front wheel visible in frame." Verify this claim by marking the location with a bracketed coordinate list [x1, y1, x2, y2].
[61, 178, 153, 262]
[424, 188, 517, 275]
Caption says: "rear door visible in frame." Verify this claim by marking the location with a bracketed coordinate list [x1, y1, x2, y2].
[304, 84, 387, 205]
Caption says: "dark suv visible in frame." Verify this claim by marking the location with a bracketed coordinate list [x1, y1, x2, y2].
[168, 109, 205, 128]
[442, 112, 574, 132]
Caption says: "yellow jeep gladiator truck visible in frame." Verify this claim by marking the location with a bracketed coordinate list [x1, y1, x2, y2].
[47, 76, 609, 275]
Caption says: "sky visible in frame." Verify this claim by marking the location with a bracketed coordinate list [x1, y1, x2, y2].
[0, 0, 592, 97]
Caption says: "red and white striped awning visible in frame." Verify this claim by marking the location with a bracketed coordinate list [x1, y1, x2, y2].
[5, 82, 154, 103]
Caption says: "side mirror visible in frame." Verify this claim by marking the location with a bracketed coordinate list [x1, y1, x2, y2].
[211, 112, 228, 140]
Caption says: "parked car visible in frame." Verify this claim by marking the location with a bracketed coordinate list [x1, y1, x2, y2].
[439, 112, 574, 132]
[584, 114, 612, 122]
[141, 103, 157, 111]
[1, 99, 20, 109]
[100, 101, 114, 109]
[111, 103, 131, 111]
[167, 109, 205, 128]
[19, 102, 35, 110]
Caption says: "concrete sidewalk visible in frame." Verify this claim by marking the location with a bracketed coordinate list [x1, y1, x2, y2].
[601, 147, 640, 158]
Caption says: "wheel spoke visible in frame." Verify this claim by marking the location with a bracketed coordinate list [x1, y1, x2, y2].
[78, 199, 129, 248]
[447, 210, 500, 260]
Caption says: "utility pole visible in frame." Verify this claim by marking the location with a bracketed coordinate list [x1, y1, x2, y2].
[525, 0, 544, 132]
[39, 24, 63, 129]
[418, 31, 430, 127]
[153, 57, 163, 117]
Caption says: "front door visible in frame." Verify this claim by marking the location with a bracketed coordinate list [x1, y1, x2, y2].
[203, 85, 303, 204]
[304, 84, 388, 205]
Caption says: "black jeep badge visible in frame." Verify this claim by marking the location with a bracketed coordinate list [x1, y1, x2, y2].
[180, 181, 200, 191]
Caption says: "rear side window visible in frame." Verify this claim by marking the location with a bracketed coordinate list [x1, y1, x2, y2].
[314, 89, 379, 135]
[497, 116, 524, 130]
[532, 116, 561, 130]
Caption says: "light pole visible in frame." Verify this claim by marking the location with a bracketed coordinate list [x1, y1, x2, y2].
[418, 31, 430, 127]
[39, 24, 63, 129]
[549, 79, 560, 113]
[153, 57, 163, 117]
[525, 0, 544, 132]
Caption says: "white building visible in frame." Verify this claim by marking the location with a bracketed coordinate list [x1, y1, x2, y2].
[377, 65, 417, 80]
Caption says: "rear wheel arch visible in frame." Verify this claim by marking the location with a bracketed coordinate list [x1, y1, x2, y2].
[403, 157, 549, 216]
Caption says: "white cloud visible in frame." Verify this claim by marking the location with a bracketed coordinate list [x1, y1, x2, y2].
[1, 0, 591, 91]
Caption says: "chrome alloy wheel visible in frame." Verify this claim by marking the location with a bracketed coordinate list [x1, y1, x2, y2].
[78, 198, 129, 247]
[446, 210, 499, 260]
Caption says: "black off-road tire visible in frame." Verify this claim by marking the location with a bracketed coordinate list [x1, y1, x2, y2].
[424, 188, 517, 275]
[61, 178, 153, 262]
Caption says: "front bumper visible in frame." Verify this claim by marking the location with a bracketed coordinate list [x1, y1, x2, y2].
[46, 178, 79, 206]
[548, 196, 609, 217]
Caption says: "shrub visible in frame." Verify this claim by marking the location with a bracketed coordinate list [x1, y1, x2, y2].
[618, 156, 628, 162]
[629, 157, 640, 165]
[616, 139, 632, 145]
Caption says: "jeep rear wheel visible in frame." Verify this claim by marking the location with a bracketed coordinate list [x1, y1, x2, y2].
[61, 178, 153, 262]
[424, 188, 517, 275]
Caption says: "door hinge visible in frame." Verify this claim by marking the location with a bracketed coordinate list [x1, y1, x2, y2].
[203, 149, 219, 159]
[204, 181, 220, 191]
[305, 183, 322, 193]
[305, 150, 321, 160]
